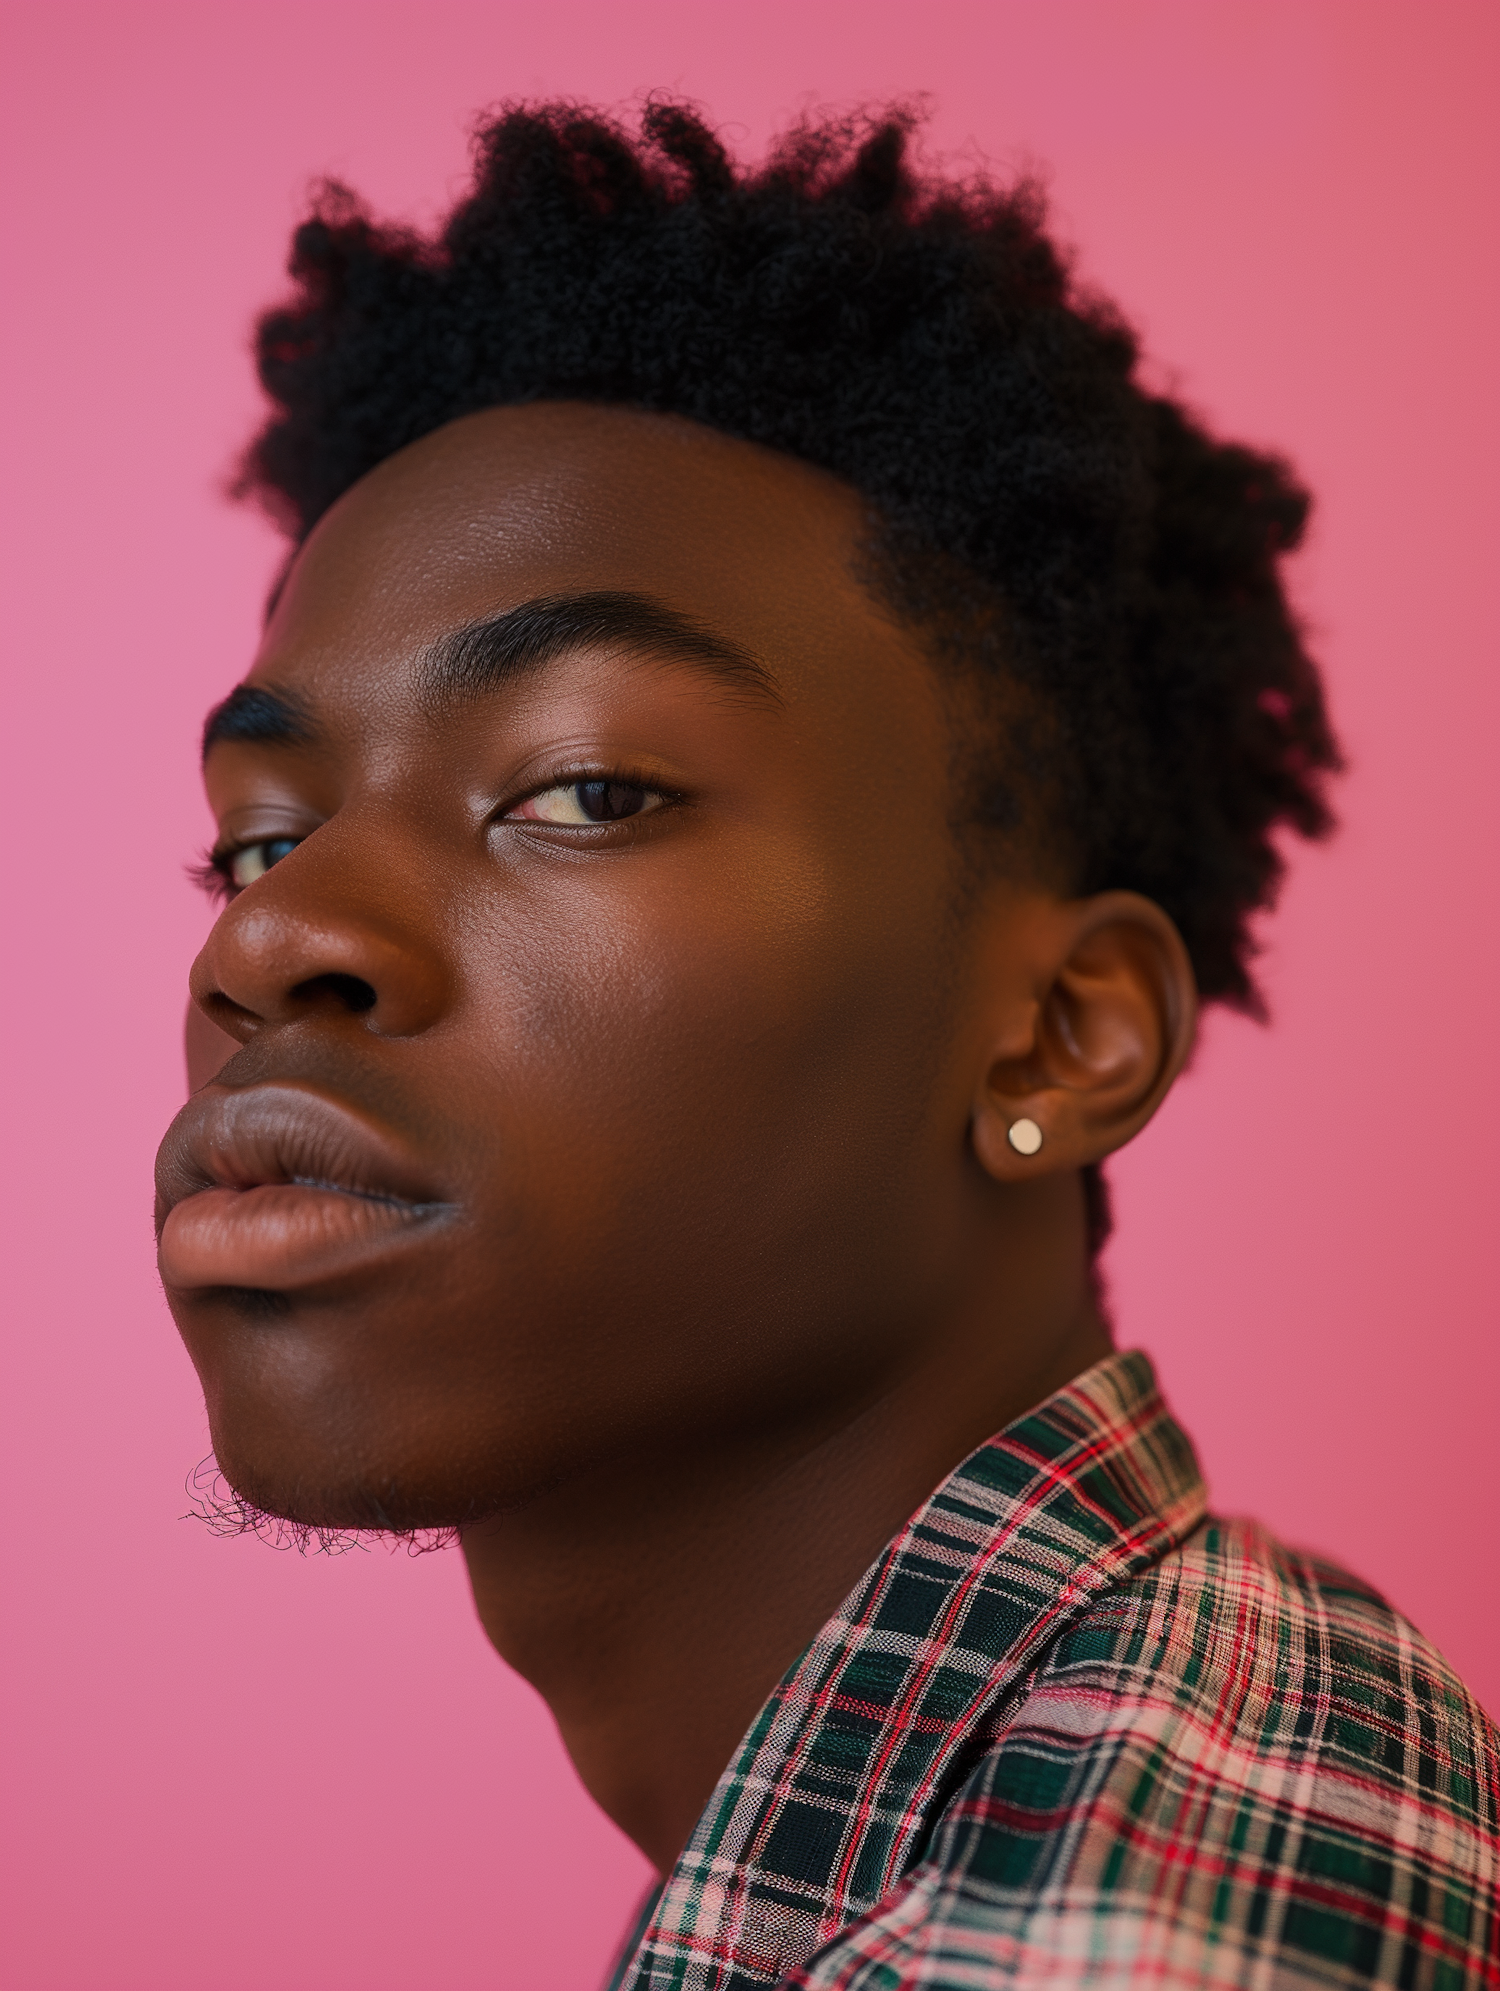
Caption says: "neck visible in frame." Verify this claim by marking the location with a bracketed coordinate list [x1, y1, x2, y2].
[460, 1176, 1110, 1874]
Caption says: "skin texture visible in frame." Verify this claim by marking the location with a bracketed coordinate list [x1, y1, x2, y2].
[160, 402, 1197, 1872]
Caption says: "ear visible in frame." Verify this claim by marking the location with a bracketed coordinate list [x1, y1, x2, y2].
[971, 891, 1197, 1183]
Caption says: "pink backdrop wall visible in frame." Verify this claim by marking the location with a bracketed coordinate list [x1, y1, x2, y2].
[2, 5, 1496, 1987]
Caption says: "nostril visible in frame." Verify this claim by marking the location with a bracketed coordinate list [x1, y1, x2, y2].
[293, 972, 379, 1015]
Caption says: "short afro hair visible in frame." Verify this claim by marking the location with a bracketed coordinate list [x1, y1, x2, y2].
[240, 98, 1340, 1023]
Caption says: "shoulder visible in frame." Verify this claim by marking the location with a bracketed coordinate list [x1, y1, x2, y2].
[791, 1518, 1500, 1988]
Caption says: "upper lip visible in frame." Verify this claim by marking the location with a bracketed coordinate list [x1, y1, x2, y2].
[154, 1083, 448, 1233]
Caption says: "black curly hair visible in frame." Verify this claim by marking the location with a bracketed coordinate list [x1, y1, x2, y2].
[237, 99, 1341, 1250]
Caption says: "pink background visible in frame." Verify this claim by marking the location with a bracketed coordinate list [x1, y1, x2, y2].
[2, 5, 1496, 1986]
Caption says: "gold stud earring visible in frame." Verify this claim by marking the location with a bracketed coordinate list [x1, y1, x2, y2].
[1007, 1117, 1043, 1156]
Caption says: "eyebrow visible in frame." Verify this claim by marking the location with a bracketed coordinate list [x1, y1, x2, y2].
[200, 683, 313, 761]
[415, 590, 781, 707]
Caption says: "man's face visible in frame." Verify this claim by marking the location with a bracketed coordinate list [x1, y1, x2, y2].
[157, 403, 1005, 1531]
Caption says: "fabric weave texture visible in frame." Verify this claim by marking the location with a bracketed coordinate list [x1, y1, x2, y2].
[609, 1350, 1499, 1988]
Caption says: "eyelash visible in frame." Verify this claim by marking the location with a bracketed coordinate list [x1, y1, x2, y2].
[189, 768, 679, 903]
[189, 838, 301, 905]
[189, 852, 236, 904]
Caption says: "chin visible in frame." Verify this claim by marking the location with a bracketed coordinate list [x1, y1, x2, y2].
[201, 1441, 484, 1539]
[196, 1383, 529, 1540]
[175, 1293, 548, 1536]
[187, 1461, 461, 1552]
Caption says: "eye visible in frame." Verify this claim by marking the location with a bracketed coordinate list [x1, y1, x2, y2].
[508, 780, 664, 826]
[226, 837, 301, 888]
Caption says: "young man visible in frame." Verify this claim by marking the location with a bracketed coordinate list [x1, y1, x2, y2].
[156, 104, 1498, 1985]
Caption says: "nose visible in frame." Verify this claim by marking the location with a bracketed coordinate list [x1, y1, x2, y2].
[189, 824, 453, 1045]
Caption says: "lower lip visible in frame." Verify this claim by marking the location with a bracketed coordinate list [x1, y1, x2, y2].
[159, 1183, 437, 1292]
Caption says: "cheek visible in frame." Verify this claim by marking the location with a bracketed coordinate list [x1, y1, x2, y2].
[183, 1001, 239, 1093]
[452, 840, 959, 1333]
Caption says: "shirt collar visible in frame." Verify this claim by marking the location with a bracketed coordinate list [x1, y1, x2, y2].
[618, 1348, 1208, 1989]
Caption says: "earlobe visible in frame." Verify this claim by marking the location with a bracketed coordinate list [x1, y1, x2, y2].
[971, 891, 1197, 1183]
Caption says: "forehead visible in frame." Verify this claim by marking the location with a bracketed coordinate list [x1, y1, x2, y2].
[252, 402, 896, 691]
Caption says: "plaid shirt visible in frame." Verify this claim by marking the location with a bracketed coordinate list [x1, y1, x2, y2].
[609, 1350, 1499, 1989]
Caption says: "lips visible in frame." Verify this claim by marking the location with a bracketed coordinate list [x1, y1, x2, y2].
[156, 1084, 451, 1292]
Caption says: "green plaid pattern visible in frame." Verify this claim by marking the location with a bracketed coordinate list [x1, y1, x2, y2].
[611, 1351, 1498, 1988]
